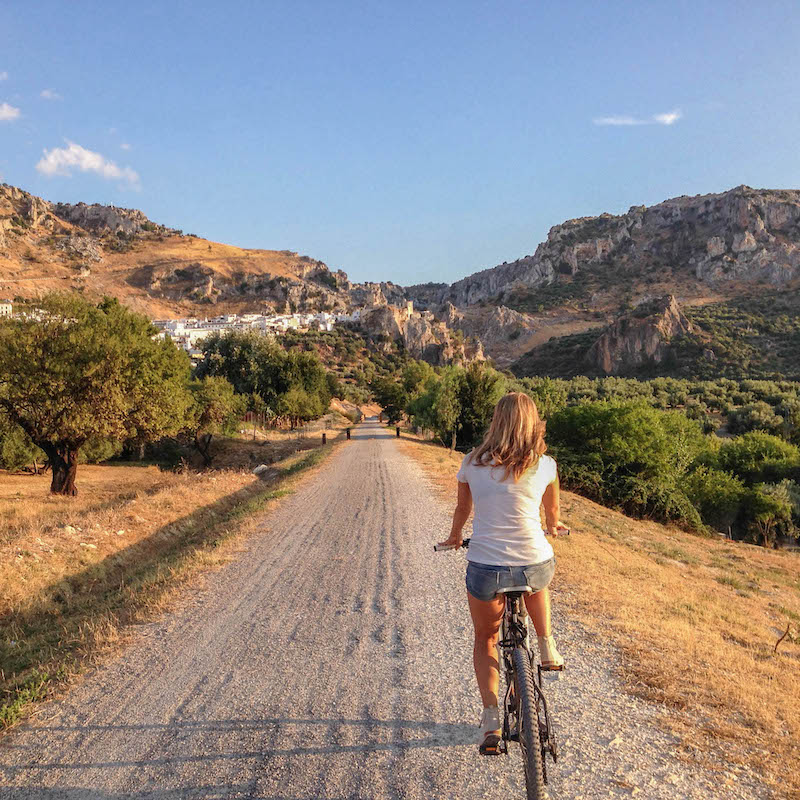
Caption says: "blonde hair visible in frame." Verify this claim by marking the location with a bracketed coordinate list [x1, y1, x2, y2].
[469, 392, 547, 482]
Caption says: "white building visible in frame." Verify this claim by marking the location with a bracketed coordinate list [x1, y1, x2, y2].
[0, 299, 12, 318]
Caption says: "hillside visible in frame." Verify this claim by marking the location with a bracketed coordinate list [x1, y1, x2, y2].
[0, 184, 405, 319]
[5, 182, 800, 375]
[512, 290, 800, 381]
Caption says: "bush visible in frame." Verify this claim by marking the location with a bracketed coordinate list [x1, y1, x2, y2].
[716, 432, 800, 485]
[727, 402, 784, 436]
[684, 466, 748, 533]
[0, 425, 44, 472]
[79, 437, 123, 464]
[547, 401, 708, 527]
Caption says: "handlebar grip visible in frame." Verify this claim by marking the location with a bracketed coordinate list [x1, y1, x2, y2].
[433, 537, 471, 552]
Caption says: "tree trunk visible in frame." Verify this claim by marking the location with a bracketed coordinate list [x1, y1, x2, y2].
[137, 441, 146, 460]
[45, 446, 79, 496]
[194, 432, 213, 467]
[450, 429, 457, 452]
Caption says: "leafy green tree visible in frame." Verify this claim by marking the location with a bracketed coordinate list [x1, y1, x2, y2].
[716, 432, 800, 485]
[370, 376, 408, 424]
[278, 386, 324, 427]
[684, 466, 747, 533]
[517, 377, 569, 419]
[547, 401, 707, 526]
[402, 360, 435, 398]
[0, 294, 193, 495]
[432, 367, 465, 450]
[187, 376, 245, 466]
[746, 482, 796, 547]
[0, 422, 44, 473]
[457, 362, 507, 449]
[727, 401, 784, 436]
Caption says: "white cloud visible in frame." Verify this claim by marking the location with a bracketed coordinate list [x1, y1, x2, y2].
[36, 140, 140, 187]
[120, 142, 131, 150]
[594, 108, 683, 127]
[40, 88, 62, 100]
[0, 102, 20, 121]
[593, 115, 646, 126]
[0, 71, 8, 81]
[653, 109, 682, 125]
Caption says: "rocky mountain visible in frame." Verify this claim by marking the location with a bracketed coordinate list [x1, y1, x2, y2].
[408, 185, 800, 310]
[4, 182, 800, 375]
[0, 183, 410, 320]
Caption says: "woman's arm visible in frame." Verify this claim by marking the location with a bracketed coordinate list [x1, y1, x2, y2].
[542, 475, 565, 535]
[438, 481, 473, 548]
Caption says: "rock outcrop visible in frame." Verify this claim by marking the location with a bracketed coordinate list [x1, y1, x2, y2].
[358, 304, 484, 365]
[413, 186, 800, 307]
[51, 202, 180, 236]
[585, 296, 693, 375]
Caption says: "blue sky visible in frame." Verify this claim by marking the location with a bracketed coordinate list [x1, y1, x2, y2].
[2, 1, 799, 285]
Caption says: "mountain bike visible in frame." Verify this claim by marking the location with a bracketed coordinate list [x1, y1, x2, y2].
[435, 537, 561, 800]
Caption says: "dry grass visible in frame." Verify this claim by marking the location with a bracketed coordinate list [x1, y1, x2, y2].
[397, 432, 800, 800]
[0, 440, 338, 729]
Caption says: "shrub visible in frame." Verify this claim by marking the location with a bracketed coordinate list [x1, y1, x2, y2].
[684, 466, 747, 533]
[716, 432, 800, 485]
[547, 401, 708, 527]
[727, 402, 784, 436]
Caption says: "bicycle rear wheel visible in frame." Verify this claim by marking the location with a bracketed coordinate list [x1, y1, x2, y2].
[512, 646, 546, 800]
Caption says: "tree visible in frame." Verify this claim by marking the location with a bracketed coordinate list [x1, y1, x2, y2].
[432, 367, 465, 450]
[457, 362, 506, 448]
[278, 386, 323, 428]
[0, 294, 193, 495]
[717, 431, 800, 485]
[746, 483, 795, 548]
[187, 376, 244, 466]
[370, 376, 408, 424]
[0, 420, 44, 473]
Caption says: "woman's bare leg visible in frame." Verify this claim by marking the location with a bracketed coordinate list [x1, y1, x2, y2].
[467, 591, 505, 712]
[524, 587, 551, 637]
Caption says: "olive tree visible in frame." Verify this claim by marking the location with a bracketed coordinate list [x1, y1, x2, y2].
[0, 294, 193, 495]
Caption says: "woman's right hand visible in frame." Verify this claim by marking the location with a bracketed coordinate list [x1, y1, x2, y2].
[436, 531, 463, 550]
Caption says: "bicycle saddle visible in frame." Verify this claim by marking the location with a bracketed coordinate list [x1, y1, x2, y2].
[497, 585, 532, 594]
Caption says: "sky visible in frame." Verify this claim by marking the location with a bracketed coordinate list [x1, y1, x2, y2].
[2, 0, 799, 285]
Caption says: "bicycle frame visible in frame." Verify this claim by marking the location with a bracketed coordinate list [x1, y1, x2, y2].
[497, 592, 558, 769]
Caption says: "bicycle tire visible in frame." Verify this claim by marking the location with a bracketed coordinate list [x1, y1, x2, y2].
[513, 646, 546, 800]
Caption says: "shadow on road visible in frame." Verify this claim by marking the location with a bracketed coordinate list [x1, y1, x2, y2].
[0, 716, 475, 798]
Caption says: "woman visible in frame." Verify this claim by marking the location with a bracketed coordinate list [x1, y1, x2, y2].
[438, 392, 566, 755]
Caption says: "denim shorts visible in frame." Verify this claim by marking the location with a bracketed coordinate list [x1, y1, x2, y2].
[466, 558, 555, 602]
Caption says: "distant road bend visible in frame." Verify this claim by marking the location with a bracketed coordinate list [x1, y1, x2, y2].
[0, 419, 767, 799]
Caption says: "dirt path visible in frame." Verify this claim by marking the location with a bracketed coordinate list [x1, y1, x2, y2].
[0, 419, 770, 799]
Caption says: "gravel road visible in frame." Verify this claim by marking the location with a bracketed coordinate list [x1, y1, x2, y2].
[0, 419, 771, 799]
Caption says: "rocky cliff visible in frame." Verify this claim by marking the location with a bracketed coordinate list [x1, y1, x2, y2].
[410, 186, 800, 309]
[357, 304, 484, 365]
[585, 296, 694, 375]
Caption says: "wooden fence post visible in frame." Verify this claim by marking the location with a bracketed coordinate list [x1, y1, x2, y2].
[322, 433, 327, 445]
[346, 428, 351, 440]
[396, 426, 400, 438]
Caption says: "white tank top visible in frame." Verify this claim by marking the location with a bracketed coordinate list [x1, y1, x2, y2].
[456, 452, 557, 567]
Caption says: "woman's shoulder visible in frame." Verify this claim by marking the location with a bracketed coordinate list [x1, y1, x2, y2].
[456, 449, 475, 481]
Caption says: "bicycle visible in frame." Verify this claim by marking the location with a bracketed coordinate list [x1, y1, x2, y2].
[434, 537, 562, 800]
